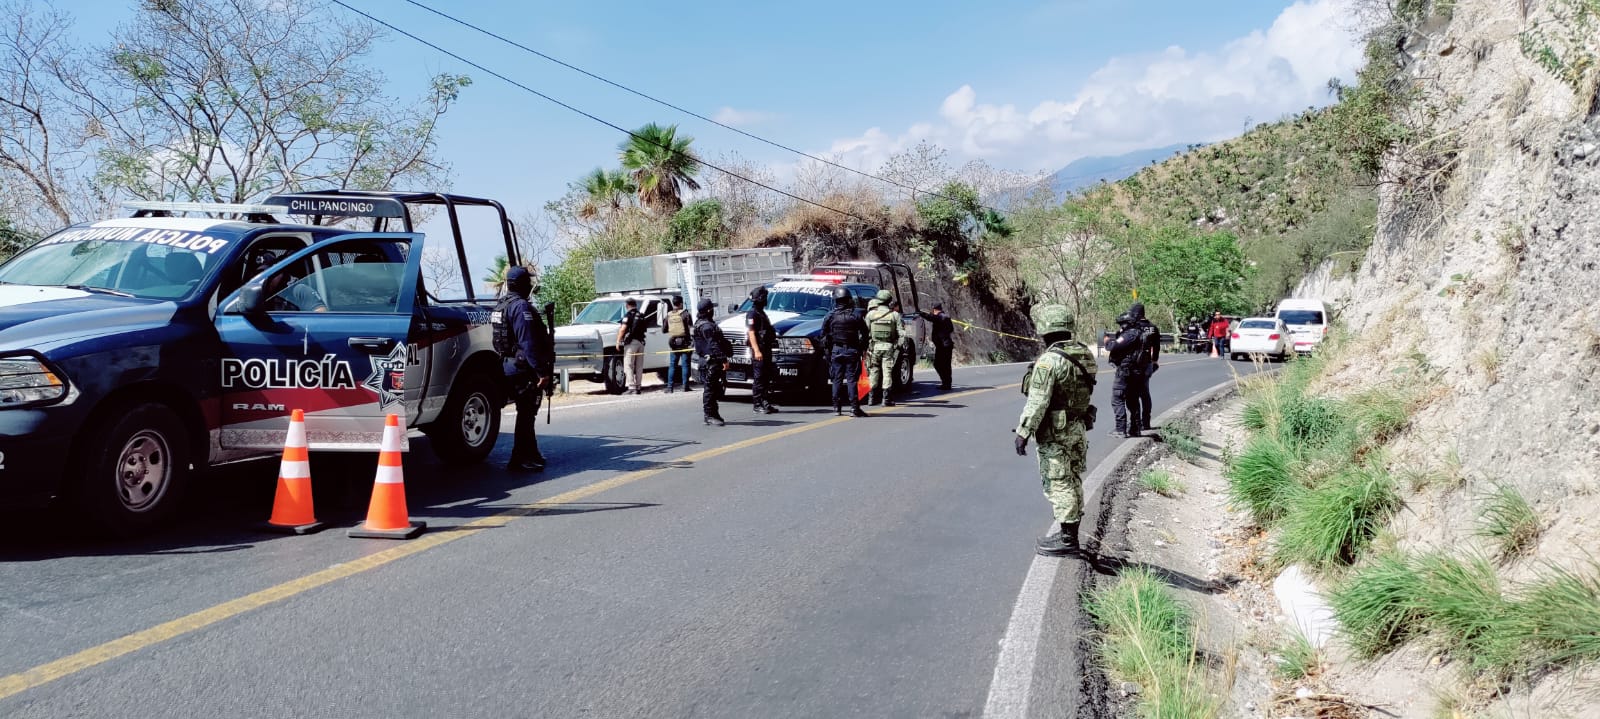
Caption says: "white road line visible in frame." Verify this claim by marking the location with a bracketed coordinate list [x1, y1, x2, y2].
[982, 547, 1061, 719]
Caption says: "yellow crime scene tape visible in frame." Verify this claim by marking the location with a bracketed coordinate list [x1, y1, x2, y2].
[951, 318, 1041, 344]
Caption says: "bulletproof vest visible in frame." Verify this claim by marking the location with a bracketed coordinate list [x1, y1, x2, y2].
[666, 309, 690, 337]
[867, 307, 897, 341]
[491, 294, 519, 357]
[1026, 343, 1095, 413]
[827, 310, 862, 350]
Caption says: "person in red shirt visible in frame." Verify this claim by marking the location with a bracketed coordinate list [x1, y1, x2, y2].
[1207, 311, 1230, 357]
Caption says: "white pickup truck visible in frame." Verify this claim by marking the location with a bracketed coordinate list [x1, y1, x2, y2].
[553, 248, 792, 393]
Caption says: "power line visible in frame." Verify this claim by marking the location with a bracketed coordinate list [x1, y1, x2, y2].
[329, 0, 878, 225]
[399, 0, 1013, 216]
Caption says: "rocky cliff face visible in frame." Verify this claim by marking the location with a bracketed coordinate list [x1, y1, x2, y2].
[1324, 0, 1599, 552]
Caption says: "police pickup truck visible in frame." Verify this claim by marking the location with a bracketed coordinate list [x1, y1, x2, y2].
[718, 262, 923, 400]
[0, 191, 521, 534]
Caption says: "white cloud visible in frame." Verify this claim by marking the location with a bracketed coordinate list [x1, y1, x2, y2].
[823, 0, 1363, 173]
[712, 106, 778, 127]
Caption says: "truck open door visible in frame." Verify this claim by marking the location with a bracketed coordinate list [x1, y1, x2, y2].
[214, 232, 424, 451]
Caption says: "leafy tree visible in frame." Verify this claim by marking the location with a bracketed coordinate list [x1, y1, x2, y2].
[82, 0, 469, 205]
[484, 255, 509, 294]
[537, 257, 596, 327]
[666, 199, 728, 253]
[1122, 227, 1254, 328]
[618, 123, 700, 214]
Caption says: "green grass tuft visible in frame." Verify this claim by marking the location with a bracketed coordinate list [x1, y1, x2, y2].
[1329, 552, 1425, 658]
[1274, 460, 1401, 571]
[1239, 394, 1271, 431]
[1276, 393, 1348, 449]
[1161, 417, 1203, 462]
[1085, 569, 1223, 719]
[1226, 435, 1302, 525]
[1413, 553, 1521, 673]
[1476, 483, 1540, 561]
[1139, 469, 1184, 497]
[1273, 630, 1320, 681]
[1519, 563, 1600, 668]
[1349, 387, 1410, 442]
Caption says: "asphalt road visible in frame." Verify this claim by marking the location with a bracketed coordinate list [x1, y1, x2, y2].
[0, 351, 1259, 718]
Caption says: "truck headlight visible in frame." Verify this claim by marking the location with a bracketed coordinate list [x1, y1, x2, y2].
[0, 357, 68, 407]
[777, 337, 814, 354]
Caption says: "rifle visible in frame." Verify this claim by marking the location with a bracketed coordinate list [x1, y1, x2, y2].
[543, 301, 556, 425]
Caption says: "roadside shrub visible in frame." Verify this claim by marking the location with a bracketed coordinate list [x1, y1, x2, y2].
[1226, 435, 1301, 525]
[1476, 484, 1541, 561]
[1276, 393, 1348, 449]
[1349, 387, 1410, 442]
[1239, 396, 1270, 431]
[1329, 552, 1425, 658]
[1274, 460, 1401, 571]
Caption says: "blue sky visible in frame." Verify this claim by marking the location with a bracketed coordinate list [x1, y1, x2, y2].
[64, 0, 1363, 265]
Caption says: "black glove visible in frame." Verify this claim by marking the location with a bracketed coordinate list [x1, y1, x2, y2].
[1014, 434, 1028, 456]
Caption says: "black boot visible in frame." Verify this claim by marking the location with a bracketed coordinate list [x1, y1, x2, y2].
[852, 407, 869, 417]
[1035, 522, 1080, 557]
[883, 396, 896, 407]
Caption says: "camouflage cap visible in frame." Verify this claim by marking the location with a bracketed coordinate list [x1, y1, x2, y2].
[875, 289, 893, 303]
[1031, 304, 1074, 336]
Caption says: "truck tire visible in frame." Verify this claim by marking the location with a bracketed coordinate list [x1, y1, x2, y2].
[74, 402, 191, 536]
[894, 347, 915, 391]
[602, 350, 626, 394]
[428, 372, 503, 465]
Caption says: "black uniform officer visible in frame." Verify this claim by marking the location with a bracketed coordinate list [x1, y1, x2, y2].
[492, 266, 554, 471]
[1128, 303, 1160, 433]
[920, 303, 956, 390]
[746, 286, 779, 414]
[1107, 312, 1147, 438]
[692, 298, 732, 425]
[820, 286, 869, 417]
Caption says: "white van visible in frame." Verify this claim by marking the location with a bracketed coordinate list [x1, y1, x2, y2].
[1274, 298, 1331, 353]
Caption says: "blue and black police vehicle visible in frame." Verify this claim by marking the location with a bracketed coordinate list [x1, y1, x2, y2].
[0, 191, 522, 534]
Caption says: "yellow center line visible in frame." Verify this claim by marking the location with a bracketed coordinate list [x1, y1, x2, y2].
[0, 381, 1015, 701]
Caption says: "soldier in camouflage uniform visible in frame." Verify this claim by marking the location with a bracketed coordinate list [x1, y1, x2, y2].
[864, 289, 901, 407]
[1014, 304, 1097, 557]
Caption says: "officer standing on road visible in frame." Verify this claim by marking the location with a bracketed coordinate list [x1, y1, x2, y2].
[1014, 304, 1097, 557]
[692, 298, 732, 426]
[615, 297, 647, 394]
[663, 295, 694, 393]
[1107, 312, 1148, 438]
[492, 267, 554, 472]
[919, 303, 956, 390]
[821, 286, 870, 417]
[746, 286, 780, 414]
[864, 289, 901, 407]
[1128, 303, 1160, 434]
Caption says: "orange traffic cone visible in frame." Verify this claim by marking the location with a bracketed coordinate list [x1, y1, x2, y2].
[857, 359, 871, 402]
[263, 409, 324, 534]
[1210, 340, 1219, 358]
[348, 414, 426, 539]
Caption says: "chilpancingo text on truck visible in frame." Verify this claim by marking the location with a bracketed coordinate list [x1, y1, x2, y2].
[0, 191, 521, 534]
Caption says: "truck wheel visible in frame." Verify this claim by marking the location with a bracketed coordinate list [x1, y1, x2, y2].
[428, 372, 503, 465]
[74, 402, 191, 536]
[894, 353, 914, 391]
[602, 351, 626, 394]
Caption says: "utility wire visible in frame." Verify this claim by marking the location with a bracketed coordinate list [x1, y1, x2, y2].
[400, 0, 1014, 216]
[329, 0, 877, 225]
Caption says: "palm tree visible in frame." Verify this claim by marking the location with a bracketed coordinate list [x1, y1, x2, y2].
[577, 168, 636, 221]
[484, 255, 509, 294]
[618, 123, 701, 214]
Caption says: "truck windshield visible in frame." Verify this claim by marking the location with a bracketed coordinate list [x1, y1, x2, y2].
[735, 290, 832, 316]
[0, 238, 222, 300]
[1278, 310, 1325, 325]
[573, 299, 628, 324]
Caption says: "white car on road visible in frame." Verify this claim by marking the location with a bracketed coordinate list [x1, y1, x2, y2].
[1229, 317, 1290, 361]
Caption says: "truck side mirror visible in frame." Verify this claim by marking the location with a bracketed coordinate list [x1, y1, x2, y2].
[227, 283, 267, 315]
[727, 303, 738, 314]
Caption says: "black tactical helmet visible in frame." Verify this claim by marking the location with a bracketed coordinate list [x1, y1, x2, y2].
[1116, 312, 1134, 327]
[750, 286, 768, 303]
[831, 285, 853, 308]
[697, 298, 716, 316]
